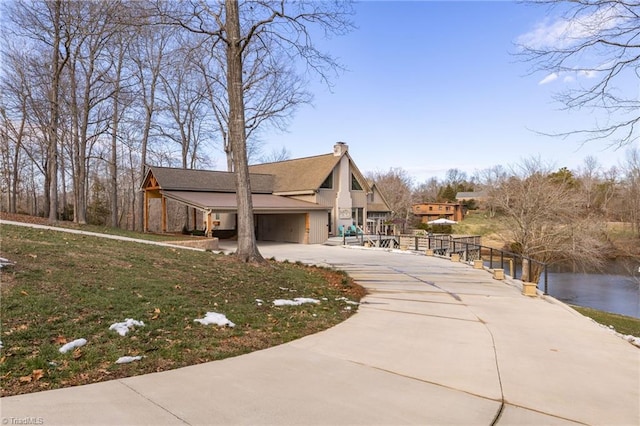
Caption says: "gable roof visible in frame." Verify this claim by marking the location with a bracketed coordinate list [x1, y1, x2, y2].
[144, 166, 274, 194]
[248, 151, 372, 194]
[248, 154, 340, 193]
[367, 183, 392, 213]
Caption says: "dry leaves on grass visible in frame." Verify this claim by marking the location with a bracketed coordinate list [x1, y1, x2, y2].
[19, 369, 44, 383]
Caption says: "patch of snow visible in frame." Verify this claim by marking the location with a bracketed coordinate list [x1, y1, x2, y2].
[589, 318, 640, 348]
[59, 338, 87, 353]
[335, 297, 359, 305]
[115, 355, 143, 364]
[0, 340, 3, 349]
[0, 257, 15, 269]
[256, 299, 264, 306]
[622, 334, 640, 348]
[109, 319, 145, 336]
[194, 312, 235, 327]
[273, 298, 320, 306]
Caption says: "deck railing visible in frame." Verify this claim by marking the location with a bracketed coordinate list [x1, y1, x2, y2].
[357, 233, 549, 294]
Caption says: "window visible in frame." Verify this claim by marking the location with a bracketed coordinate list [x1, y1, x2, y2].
[351, 174, 362, 190]
[320, 172, 333, 189]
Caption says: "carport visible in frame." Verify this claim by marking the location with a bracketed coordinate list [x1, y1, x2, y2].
[142, 166, 330, 244]
[159, 190, 329, 244]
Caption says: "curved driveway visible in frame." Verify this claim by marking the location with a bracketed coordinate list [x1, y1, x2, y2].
[1, 229, 639, 425]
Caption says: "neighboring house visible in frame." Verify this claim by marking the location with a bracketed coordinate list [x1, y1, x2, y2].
[456, 191, 487, 204]
[141, 142, 392, 244]
[412, 202, 464, 224]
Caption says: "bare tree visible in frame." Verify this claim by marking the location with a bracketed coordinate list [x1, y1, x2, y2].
[367, 168, 414, 233]
[0, 48, 31, 213]
[488, 157, 608, 282]
[576, 155, 601, 212]
[478, 165, 508, 218]
[3, 1, 78, 221]
[159, 0, 354, 262]
[518, 0, 640, 146]
[129, 13, 176, 231]
[255, 146, 291, 164]
[619, 148, 640, 236]
[413, 177, 440, 203]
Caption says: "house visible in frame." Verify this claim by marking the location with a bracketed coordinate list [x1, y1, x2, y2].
[141, 142, 391, 244]
[249, 142, 391, 237]
[412, 202, 464, 224]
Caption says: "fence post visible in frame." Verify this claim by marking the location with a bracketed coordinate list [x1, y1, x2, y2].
[544, 264, 548, 295]
[490, 248, 494, 269]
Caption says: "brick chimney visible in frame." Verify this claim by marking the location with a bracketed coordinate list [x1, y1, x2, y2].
[333, 142, 348, 156]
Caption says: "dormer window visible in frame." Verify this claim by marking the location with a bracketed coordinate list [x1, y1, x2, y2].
[320, 171, 333, 189]
[351, 173, 362, 190]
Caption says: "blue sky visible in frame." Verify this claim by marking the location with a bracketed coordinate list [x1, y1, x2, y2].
[257, 0, 638, 183]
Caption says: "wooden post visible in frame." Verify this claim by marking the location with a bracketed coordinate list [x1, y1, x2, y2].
[161, 196, 167, 233]
[304, 213, 310, 244]
[143, 190, 149, 233]
[206, 211, 213, 238]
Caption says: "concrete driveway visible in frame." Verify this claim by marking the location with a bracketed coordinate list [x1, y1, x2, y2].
[1, 234, 639, 425]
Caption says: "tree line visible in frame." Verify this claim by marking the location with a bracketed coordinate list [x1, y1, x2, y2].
[370, 151, 640, 281]
[0, 0, 351, 260]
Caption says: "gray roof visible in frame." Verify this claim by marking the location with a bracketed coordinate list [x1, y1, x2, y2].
[162, 191, 328, 213]
[456, 191, 487, 199]
[145, 166, 274, 194]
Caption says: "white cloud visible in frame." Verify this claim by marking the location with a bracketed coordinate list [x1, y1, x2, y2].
[539, 73, 559, 85]
[578, 70, 598, 79]
[563, 75, 575, 83]
[518, 6, 623, 50]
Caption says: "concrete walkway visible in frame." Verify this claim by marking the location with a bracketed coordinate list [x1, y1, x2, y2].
[1, 226, 638, 425]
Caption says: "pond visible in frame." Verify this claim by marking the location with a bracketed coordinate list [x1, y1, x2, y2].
[544, 262, 639, 319]
[485, 259, 640, 318]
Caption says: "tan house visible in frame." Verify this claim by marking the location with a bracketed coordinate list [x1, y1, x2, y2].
[141, 142, 391, 244]
[412, 202, 464, 224]
[249, 142, 391, 237]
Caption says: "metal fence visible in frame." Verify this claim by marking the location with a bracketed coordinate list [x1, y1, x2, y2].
[355, 233, 549, 294]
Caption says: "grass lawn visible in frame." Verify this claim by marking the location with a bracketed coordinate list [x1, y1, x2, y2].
[570, 306, 640, 337]
[0, 224, 365, 397]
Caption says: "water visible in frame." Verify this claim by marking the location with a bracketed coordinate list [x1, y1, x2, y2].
[544, 266, 640, 319]
[485, 259, 640, 318]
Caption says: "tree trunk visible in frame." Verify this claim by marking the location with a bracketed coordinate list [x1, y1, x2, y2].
[225, 0, 263, 263]
[110, 45, 125, 228]
[47, 0, 64, 223]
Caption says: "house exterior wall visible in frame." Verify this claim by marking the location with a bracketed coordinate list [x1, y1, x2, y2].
[412, 203, 464, 222]
[308, 210, 329, 244]
[334, 154, 353, 232]
[351, 191, 367, 208]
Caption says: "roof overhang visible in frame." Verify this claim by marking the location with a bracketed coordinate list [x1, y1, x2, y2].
[161, 190, 329, 214]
